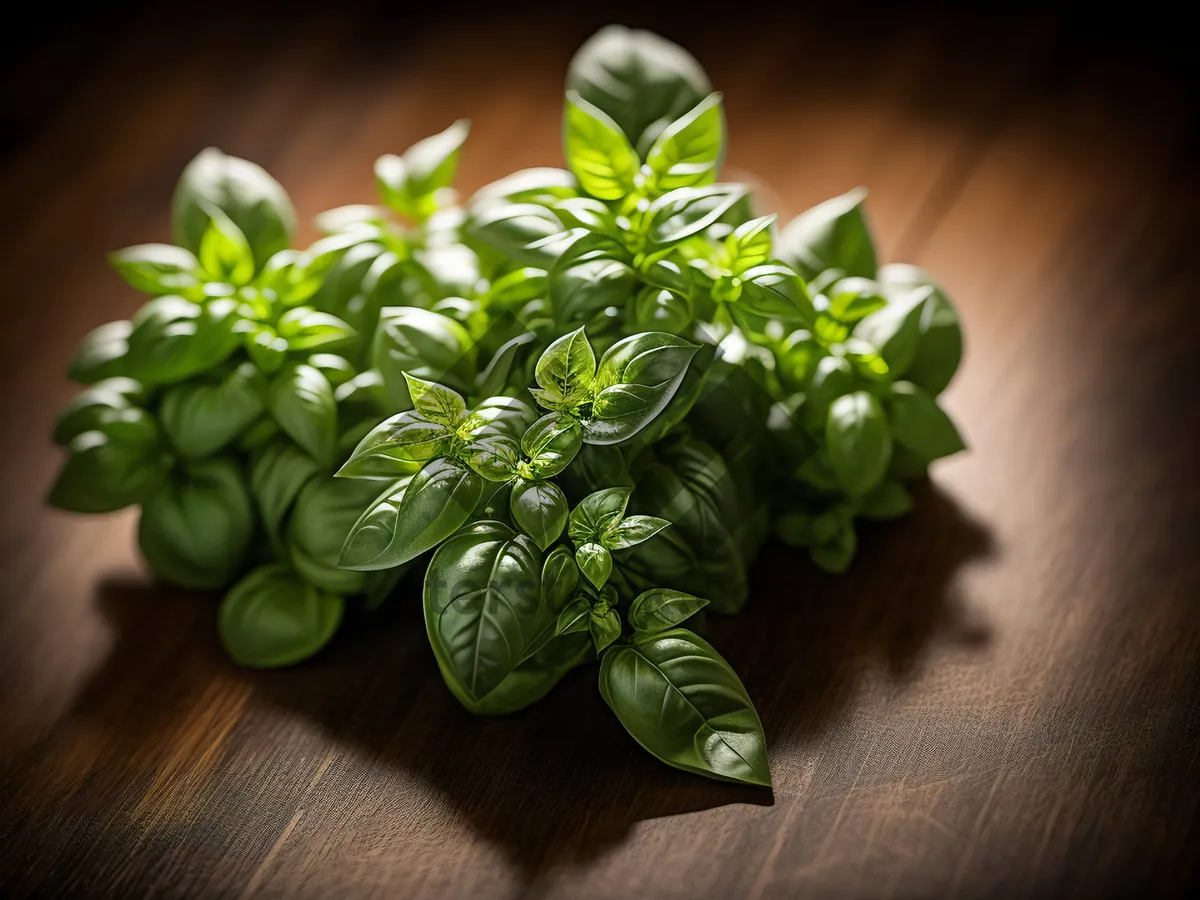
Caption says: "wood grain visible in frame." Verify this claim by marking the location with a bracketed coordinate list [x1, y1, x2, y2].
[2, 6, 1197, 898]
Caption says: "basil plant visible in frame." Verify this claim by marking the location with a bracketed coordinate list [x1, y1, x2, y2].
[49, 25, 965, 788]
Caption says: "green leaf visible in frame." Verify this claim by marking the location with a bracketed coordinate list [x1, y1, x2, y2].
[48, 409, 171, 513]
[826, 390, 892, 496]
[137, 457, 254, 590]
[853, 286, 928, 376]
[776, 187, 876, 282]
[603, 514, 670, 550]
[172, 147, 296, 271]
[287, 476, 384, 595]
[584, 332, 699, 444]
[160, 362, 265, 459]
[198, 206, 255, 285]
[576, 541, 612, 589]
[886, 381, 966, 462]
[589, 606, 622, 653]
[486, 268, 548, 307]
[646, 184, 746, 248]
[469, 202, 567, 267]
[460, 432, 521, 482]
[878, 263, 963, 395]
[269, 363, 337, 466]
[307, 353, 356, 387]
[826, 277, 887, 323]
[340, 457, 481, 570]
[375, 120, 469, 219]
[599, 628, 771, 786]
[736, 264, 815, 324]
[69, 320, 131, 384]
[424, 520, 568, 702]
[563, 91, 641, 201]
[249, 438, 322, 549]
[549, 233, 638, 326]
[510, 480, 569, 550]
[472, 167, 578, 207]
[804, 355, 856, 430]
[109, 244, 201, 296]
[244, 324, 289, 373]
[52, 378, 143, 445]
[403, 373, 467, 426]
[811, 521, 857, 573]
[276, 307, 356, 351]
[569, 486, 632, 543]
[565, 25, 711, 151]
[473, 332, 537, 400]
[859, 479, 913, 520]
[552, 196, 622, 236]
[124, 296, 241, 387]
[725, 215, 775, 273]
[219, 565, 343, 668]
[627, 588, 708, 634]
[645, 93, 724, 192]
[534, 326, 596, 407]
[371, 307, 476, 410]
[337, 410, 449, 479]
[555, 595, 592, 636]
[521, 412, 583, 478]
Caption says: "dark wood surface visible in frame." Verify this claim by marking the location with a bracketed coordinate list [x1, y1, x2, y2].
[2, 7, 1198, 898]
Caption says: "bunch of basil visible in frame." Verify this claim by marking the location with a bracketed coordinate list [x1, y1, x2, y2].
[49, 25, 964, 787]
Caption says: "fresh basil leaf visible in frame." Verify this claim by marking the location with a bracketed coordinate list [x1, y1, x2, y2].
[137, 457, 254, 590]
[276, 307, 356, 351]
[334, 369, 388, 416]
[372, 307, 476, 410]
[486, 268, 548, 307]
[313, 204, 390, 236]
[853, 286, 928, 376]
[549, 232, 638, 326]
[603, 514, 670, 550]
[584, 332, 699, 444]
[269, 363, 337, 466]
[307, 353, 356, 387]
[52, 378, 142, 445]
[555, 595, 592, 636]
[510, 480, 569, 550]
[424, 520, 563, 702]
[576, 541, 612, 589]
[473, 332, 537, 400]
[219, 564, 343, 668]
[48, 409, 171, 513]
[826, 390, 892, 496]
[249, 437, 322, 549]
[463, 631, 593, 716]
[826, 276, 887, 323]
[340, 457, 481, 570]
[551, 197, 621, 236]
[566, 25, 711, 152]
[627, 588, 708, 634]
[804, 355, 856, 430]
[160, 362, 265, 459]
[337, 410, 449, 479]
[569, 486, 632, 543]
[599, 628, 771, 786]
[244, 324, 289, 374]
[632, 287, 692, 334]
[563, 91, 641, 201]
[472, 167, 578, 207]
[521, 412, 582, 478]
[69, 320, 131, 384]
[645, 93, 724, 192]
[725, 214, 775, 273]
[859, 479, 913, 520]
[109, 243, 202, 296]
[124, 296, 241, 387]
[469, 202, 565, 267]
[173, 148, 295, 271]
[198, 206, 255, 285]
[886, 381, 966, 462]
[375, 120, 469, 220]
[811, 521, 857, 574]
[878, 263, 963, 395]
[776, 187, 876, 282]
[288, 476, 384, 595]
[396, 374, 464, 428]
[736, 264, 815, 324]
[589, 606, 622, 653]
[646, 184, 746, 248]
[534, 326, 596, 407]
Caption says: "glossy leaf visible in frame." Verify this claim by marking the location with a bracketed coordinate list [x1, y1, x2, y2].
[878, 263, 963, 395]
[276, 307, 356, 351]
[886, 381, 966, 462]
[776, 187, 876, 282]
[52, 378, 142, 446]
[124, 296, 241, 387]
[69, 320, 131, 384]
[569, 486, 632, 543]
[48, 409, 171, 513]
[599, 628, 771, 786]
[219, 565, 343, 668]
[521, 412, 582, 478]
[627, 589, 708, 634]
[576, 541, 612, 589]
[646, 184, 746, 248]
[853, 286, 928, 376]
[288, 476, 383, 594]
[160, 362, 265, 459]
[249, 438, 322, 548]
[602, 514, 670, 550]
[737, 264, 815, 324]
[725, 215, 775, 273]
[198, 207, 255, 285]
[826, 391, 892, 496]
[510, 480, 569, 550]
[269, 363, 337, 466]
[584, 332, 699, 444]
[109, 243, 201, 296]
[589, 605, 622, 653]
[645, 93, 724, 192]
[534, 326, 596, 408]
[563, 91, 641, 201]
[371, 306, 476, 410]
[337, 410, 447, 479]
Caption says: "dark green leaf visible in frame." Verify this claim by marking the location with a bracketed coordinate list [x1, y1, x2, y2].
[534, 326, 596, 408]
[288, 476, 384, 594]
[249, 437, 322, 549]
[776, 187, 876, 282]
[603, 514, 670, 550]
[219, 565, 343, 668]
[826, 390, 892, 496]
[628, 588, 708, 634]
[599, 628, 771, 786]
[737, 264, 815, 324]
[337, 410, 449, 479]
[576, 541, 612, 589]
[569, 486, 632, 543]
[160, 362, 265, 459]
[52, 378, 143, 445]
[48, 409, 171, 513]
[124, 296, 241, 387]
[371, 307, 476, 410]
[886, 381, 966, 462]
[269, 363, 337, 466]
[521, 412, 582, 478]
[276, 307, 356, 351]
[853, 287, 928, 376]
[584, 332, 699, 444]
[589, 606, 622, 653]
[859, 479, 913, 520]
[69, 320, 131, 384]
[510, 480, 569, 550]
[878, 263, 963, 395]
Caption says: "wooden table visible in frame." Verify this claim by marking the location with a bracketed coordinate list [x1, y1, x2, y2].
[2, 7, 1197, 898]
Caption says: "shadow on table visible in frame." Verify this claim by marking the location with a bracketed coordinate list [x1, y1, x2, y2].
[75, 482, 992, 882]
